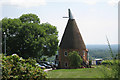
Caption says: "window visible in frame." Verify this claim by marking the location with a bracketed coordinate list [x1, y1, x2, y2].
[83, 50, 85, 56]
[64, 51, 67, 56]
[65, 62, 68, 67]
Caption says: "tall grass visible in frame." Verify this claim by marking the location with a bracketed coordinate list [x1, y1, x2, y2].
[98, 36, 119, 79]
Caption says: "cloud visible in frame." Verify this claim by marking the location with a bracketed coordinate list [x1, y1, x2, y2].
[0, 0, 46, 8]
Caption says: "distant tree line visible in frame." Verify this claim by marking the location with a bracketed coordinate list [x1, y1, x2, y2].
[1, 13, 59, 59]
[88, 47, 118, 60]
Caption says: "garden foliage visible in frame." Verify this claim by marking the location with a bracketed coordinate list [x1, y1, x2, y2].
[2, 54, 48, 80]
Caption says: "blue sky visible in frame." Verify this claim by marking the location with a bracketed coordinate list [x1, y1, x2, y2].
[0, 0, 118, 45]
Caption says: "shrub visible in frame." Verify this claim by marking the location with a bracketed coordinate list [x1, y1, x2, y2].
[102, 60, 113, 65]
[2, 54, 48, 80]
[89, 60, 92, 65]
[68, 51, 83, 68]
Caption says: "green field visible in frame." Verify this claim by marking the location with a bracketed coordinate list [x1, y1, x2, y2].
[48, 66, 104, 78]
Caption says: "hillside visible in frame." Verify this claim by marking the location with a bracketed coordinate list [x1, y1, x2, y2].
[86, 44, 118, 60]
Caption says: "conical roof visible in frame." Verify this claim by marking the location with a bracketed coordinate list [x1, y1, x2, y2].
[59, 9, 86, 50]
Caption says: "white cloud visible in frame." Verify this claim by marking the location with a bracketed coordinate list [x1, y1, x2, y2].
[0, 0, 46, 8]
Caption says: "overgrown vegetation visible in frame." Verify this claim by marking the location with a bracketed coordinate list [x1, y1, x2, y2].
[68, 51, 83, 68]
[2, 54, 48, 80]
[98, 37, 119, 79]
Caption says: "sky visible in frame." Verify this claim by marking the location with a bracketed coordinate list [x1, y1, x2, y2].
[0, 0, 119, 45]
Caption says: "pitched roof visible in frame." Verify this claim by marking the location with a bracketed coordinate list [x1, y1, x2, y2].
[59, 9, 86, 50]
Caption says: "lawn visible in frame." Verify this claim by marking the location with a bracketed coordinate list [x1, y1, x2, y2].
[0, 54, 2, 79]
[47, 66, 104, 78]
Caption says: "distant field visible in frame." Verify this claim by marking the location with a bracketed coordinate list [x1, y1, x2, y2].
[47, 66, 104, 78]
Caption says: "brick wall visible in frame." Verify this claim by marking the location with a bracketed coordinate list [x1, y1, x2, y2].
[58, 49, 88, 68]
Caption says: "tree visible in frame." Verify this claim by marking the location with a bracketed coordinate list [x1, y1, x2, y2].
[41, 23, 59, 57]
[68, 51, 83, 68]
[19, 13, 40, 24]
[17, 23, 46, 58]
[2, 18, 22, 55]
[2, 14, 59, 59]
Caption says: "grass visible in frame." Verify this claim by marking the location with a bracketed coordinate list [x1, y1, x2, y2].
[47, 66, 104, 78]
[0, 54, 2, 79]
[0, 53, 2, 60]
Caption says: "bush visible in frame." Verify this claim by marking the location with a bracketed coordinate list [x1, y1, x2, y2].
[68, 51, 83, 68]
[89, 60, 92, 65]
[2, 54, 48, 80]
[102, 60, 113, 65]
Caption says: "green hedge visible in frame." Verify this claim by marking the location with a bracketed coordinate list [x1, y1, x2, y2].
[102, 61, 113, 65]
[102, 60, 118, 65]
[2, 54, 48, 80]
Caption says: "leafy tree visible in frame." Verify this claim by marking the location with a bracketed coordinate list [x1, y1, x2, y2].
[2, 18, 22, 54]
[2, 14, 59, 59]
[68, 51, 83, 68]
[19, 13, 40, 24]
[17, 23, 46, 58]
[41, 23, 59, 57]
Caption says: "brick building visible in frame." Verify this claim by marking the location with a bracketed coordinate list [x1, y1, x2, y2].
[58, 9, 89, 68]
